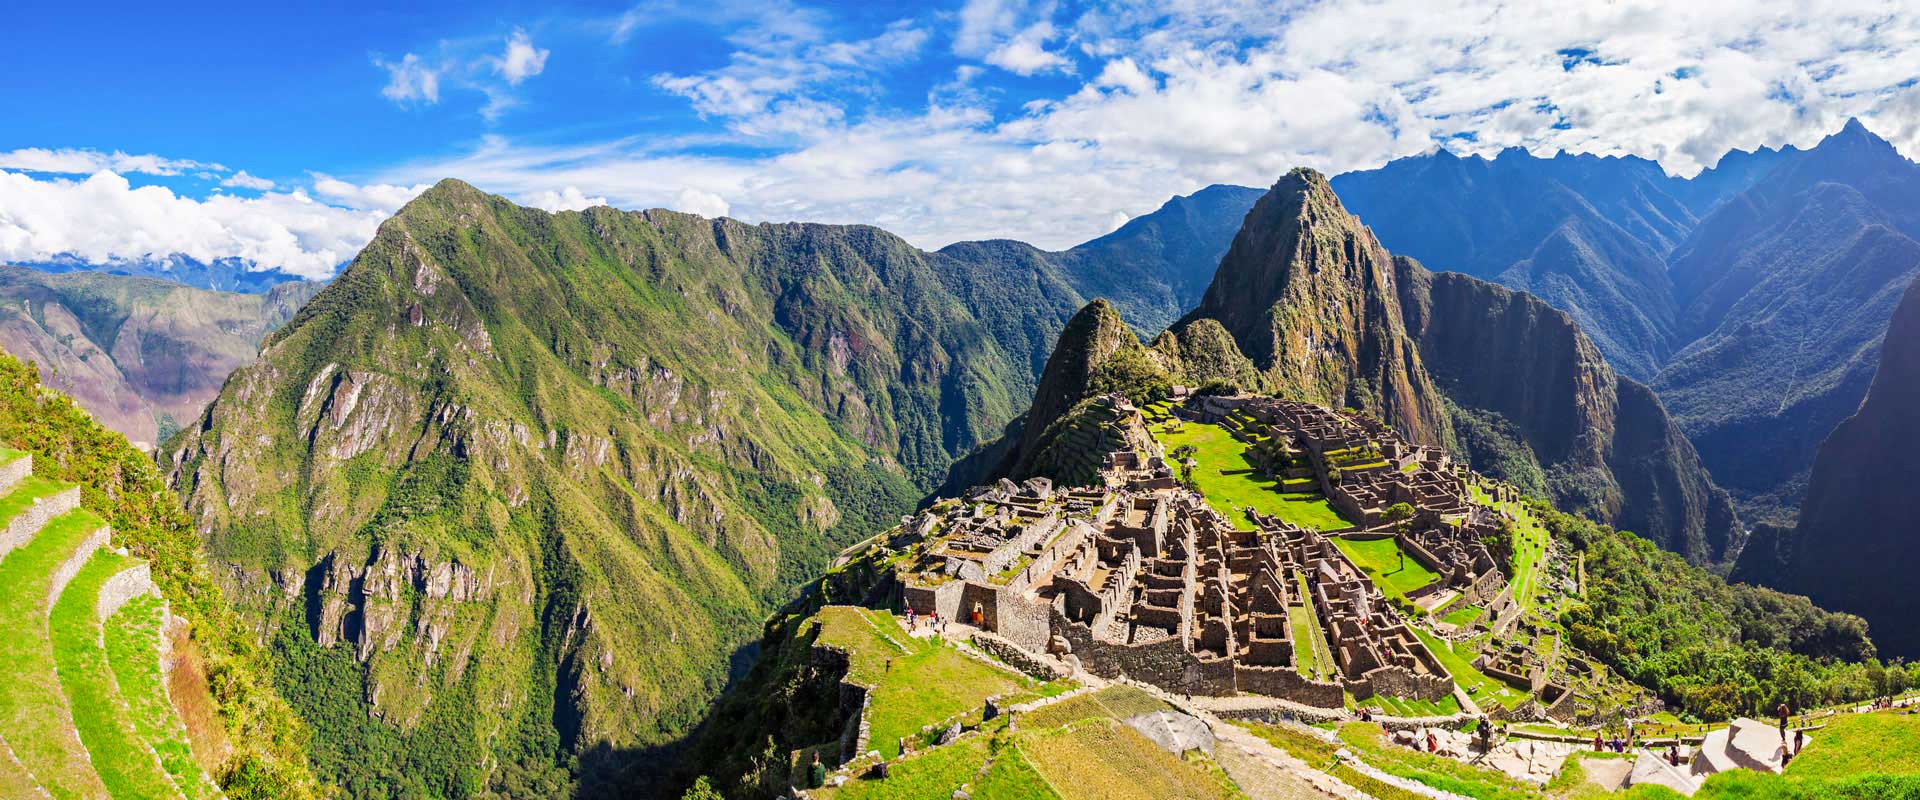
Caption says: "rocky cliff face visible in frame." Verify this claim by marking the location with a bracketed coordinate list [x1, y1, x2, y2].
[0, 267, 320, 448]
[1172, 169, 1740, 562]
[1178, 168, 1448, 444]
[1739, 275, 1920, 657]
[164, 180, 1077, 796]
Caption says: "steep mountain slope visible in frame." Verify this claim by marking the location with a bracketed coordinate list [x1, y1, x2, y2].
[1654, 120, 1920, 523]
[0, 266, 320, 448]
[1169, 169, 1739, 563]
[1333, 149, 1700, 380]
[1178, 169, 1448, 444]
[1736, 275, 1920, 658]
[162, 180, 1070, 797]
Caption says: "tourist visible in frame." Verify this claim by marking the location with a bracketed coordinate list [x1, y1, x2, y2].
[808, 751, 826, 789]
[1777, 703, 1791, 742]
[1594, 733, 1604, 752]
[1794, 729, 1804, 755]
[1667, 744, 1680, 767]
[907, 608, 916, 629]
[1426, 729, 1438, 753]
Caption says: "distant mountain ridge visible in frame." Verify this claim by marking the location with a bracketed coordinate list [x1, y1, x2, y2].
[0, 266, 321, 448]
[1335, 120, 1920, 527]
[21, 253, 325, 294]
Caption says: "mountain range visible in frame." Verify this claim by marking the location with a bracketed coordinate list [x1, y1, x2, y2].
[0, 266, 320, 448]
[1335, 120, 1920, 526]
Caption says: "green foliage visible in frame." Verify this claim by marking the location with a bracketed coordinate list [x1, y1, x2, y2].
[1540, 499, 1881, 720]
[0, 352, 322, 798]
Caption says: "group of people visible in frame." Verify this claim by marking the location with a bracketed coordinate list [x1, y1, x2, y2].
[904, 607, 947, 635]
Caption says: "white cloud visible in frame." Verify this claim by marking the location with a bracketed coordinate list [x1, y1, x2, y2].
[673, 187, 730, 218]
[956, 0, 1073, 75]
[376, 53, 441, 105]
[0, 147, 218, 176]
[0, 170, 384, 280]
[309, 173, 431, 213]
[986, 23, 1072, 76]
[220, 170, 275, 191]
[651, 17, 926, 138]
[520, 185, 607, 212]
[495, 30, 549, 85]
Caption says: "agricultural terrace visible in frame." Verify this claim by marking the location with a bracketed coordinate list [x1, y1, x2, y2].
[815, 683, 1237, 800]
[812, 606, 1034, 759]
[1151, 415, 1355, 532]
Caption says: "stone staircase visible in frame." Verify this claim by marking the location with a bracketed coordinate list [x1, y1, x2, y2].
[0, 448, 224, 799]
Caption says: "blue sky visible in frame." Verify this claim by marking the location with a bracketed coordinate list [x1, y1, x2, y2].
[3, 0, 1918, 278]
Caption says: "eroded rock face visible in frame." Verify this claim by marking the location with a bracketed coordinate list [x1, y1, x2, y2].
[311, 546, 491, 665]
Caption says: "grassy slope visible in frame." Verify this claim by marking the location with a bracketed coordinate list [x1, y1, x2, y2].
[1019, 719, 1235, 800]
[815, 607, 1028, 759]
[105, 594, 222, 799]
[0, 506, 110, 800]
[1155, 419, 1354, 531]
[49, 550, 184, 800]
[1411, 627, 1527, 710]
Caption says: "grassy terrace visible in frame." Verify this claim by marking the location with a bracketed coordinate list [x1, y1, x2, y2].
[1356, 691, 1461, 718]
[1154, 419, 1355, 532]
[1471, 483, 1551, 616]
[1411, 627, 1528, 710]
[1328, 535, 1439, 598]
[818, 685, 1231, 800]
[1019, 718, 1237, 800]
[814, 607, 1030, 759]
[51, 550, 184, 800]
[1290, 573, 1336, 681]
[106, 594, 221, 799]
[0, 505, 111, 799]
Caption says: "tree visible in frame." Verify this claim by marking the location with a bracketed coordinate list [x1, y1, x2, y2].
[1385, 502, 1415, 522]
[681, 776, 724, 800]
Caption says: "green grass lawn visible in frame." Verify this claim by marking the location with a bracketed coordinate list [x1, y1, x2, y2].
[1329, 535, 1440, 597]
[1442, 605, 1487, 627]
[1235, 721, 1428, 800]
[817, 734, 1001, 800]
[1787, 710, 1920, 779]
[813, 606, 1029, 759]
[1357, 692, 1462, 718]
[1155, 421, 1357, 532]
[1290, 606, 1334, 681]
[1336, 723, 1539, 800]
[1410, 627, 1528, 710]
[106, 593, 221, 800]
[51, 550, 185, 800]
[0, 505, 112, 800]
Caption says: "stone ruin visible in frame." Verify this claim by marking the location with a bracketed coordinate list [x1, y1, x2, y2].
[894, 394, 1534, 710]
